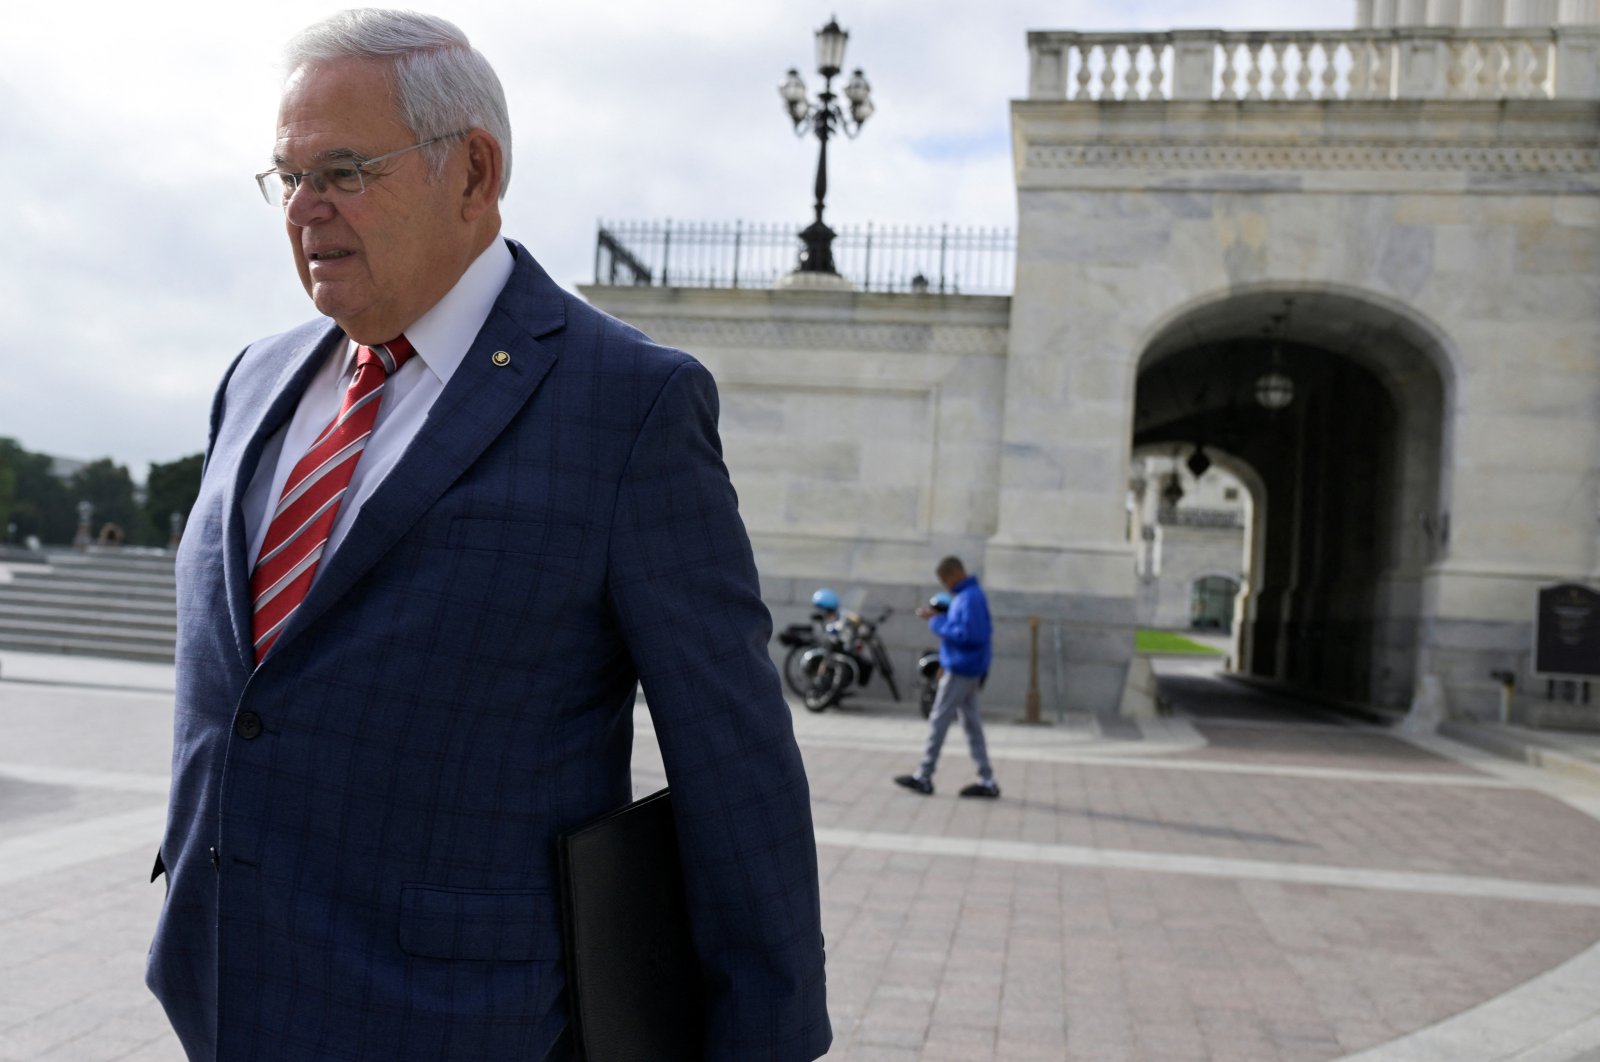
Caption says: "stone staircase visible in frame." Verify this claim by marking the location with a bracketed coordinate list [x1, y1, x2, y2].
[0, 549, 177, 663]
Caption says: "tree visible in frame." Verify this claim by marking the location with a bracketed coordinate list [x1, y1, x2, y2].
[0, 438, 75, 545]
[69, 458, 151, 545]
[0, 458, 14, 543]
[144, 453, 204, 546]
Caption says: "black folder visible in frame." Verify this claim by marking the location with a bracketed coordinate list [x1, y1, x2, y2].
[557, 787, 706, 1061]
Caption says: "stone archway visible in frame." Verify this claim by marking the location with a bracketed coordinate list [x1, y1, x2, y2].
[1132, 287, 1453, 709]
[1129, 441, 1261, 665]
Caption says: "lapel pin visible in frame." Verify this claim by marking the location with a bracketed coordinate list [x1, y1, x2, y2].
[492, 350, 511, 367]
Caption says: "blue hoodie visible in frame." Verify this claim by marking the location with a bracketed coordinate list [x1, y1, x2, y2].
[928, 574, 992, 677]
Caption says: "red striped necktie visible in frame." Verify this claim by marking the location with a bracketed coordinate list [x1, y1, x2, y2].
[250, 335, 415, 662]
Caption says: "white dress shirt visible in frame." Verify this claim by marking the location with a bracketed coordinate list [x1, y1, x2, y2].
[242, 238, 515, 574]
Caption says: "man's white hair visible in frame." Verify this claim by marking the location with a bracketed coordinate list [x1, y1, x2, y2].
[286, 8, 512, 199]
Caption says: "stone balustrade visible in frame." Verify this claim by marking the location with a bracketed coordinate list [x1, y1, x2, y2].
[1027, 26, 1600, 102]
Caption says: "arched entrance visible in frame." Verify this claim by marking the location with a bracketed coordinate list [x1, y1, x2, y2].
[1132, 287, 1453, 709]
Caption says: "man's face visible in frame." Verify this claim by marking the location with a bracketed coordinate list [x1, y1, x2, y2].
[938, 567, 964, 591]
[274, 60, 463, 344]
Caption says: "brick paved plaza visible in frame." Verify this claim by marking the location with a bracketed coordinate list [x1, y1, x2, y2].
[3, 651, 1600, 1061]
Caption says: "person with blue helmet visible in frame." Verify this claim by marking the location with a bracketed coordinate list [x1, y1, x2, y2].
[895, 556, 1000, 798]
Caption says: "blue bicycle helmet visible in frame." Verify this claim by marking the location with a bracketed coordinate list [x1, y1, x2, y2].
[811, 587, 840, 612]
[930, 591, 952, 612]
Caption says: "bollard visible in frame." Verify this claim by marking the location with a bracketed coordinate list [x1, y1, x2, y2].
[1490, 669, 1516, 725]
[1024, 615, 1042, 724]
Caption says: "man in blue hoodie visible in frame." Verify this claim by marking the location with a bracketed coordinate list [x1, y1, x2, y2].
[896, 556, 1001, 798]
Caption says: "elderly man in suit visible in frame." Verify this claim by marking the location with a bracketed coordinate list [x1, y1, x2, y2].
[144, 10, 829, 1060]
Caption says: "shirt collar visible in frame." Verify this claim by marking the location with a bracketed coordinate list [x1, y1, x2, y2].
[338, 236, 515, 384]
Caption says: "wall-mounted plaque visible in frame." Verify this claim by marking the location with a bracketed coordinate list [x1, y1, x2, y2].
[1535, 583, 1600, 680]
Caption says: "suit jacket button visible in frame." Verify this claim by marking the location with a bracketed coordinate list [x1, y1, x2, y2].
[235, 711, 263, 740]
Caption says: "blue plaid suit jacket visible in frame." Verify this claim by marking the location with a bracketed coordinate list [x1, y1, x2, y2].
[146, 241, 830, 1061]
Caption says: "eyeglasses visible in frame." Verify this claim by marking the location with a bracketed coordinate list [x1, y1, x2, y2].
[255, 131, 467, 207]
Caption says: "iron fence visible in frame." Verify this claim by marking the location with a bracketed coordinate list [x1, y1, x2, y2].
[593, 219, 1015, 295]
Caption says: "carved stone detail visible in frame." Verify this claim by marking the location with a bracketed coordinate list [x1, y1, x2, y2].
[1026, 140, 1600, 174]
[618, 317, 1010, 356]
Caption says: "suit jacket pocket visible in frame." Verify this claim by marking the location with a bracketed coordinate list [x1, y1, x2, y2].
[398, 884, 562, 962]
[447, 517, 584, 558]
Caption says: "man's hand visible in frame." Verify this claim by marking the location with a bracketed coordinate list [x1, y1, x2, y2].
[915, 606, 934, 619]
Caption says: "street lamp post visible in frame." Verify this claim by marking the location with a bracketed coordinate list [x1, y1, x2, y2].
[779, 17, 873, 277]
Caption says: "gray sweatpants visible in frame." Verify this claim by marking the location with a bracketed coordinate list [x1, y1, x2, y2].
[918, 671, 994, 781]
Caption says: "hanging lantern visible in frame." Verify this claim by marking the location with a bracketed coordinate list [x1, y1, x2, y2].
[1255, 371, 1294, 411]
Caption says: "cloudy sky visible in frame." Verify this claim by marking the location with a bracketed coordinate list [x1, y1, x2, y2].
[1, 0, 1352, 476]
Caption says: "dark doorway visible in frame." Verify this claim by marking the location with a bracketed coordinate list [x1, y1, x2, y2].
[1191, 575, 1239, 631]
[1133, 290, 1449, 710]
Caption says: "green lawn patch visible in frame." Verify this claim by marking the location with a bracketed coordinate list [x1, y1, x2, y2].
[1135, 629, 1225, 656]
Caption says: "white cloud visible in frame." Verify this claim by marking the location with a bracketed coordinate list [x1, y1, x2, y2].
[0, 0, 1353, 474]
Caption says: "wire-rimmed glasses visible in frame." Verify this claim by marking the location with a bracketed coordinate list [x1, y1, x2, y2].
[255, 131, 467, 207]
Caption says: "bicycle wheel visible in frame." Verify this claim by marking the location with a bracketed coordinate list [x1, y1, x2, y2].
[801, 651, 849, 712]
[782, 644, 810, 697]
[803, 663, 842, 712]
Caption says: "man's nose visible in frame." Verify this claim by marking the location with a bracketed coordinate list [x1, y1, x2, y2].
[284, 179, 334, 226]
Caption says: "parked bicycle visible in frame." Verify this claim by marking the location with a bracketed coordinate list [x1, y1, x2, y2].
[776, 588, 839, 698]
[797, 603, 900, 712]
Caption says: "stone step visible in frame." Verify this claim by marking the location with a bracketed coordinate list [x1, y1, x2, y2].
[0, 617, 177, 648]
[1439, 719, 1600, 787]
[0, 549, 51, 568]
[0, 578, 177, 602]
[0, 602, 176, 632]
[42, 557, 177, 578]
[0, 630, 176, 664]
[10, 566, 178, 590]
[50, 548, 176, 564]
[0, 588, 177, 614]
[0, 551, 181, 664]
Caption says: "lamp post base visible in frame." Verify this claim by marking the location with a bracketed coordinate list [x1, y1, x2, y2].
[775, 270, 855, 292]
[797, 219, 840, 276]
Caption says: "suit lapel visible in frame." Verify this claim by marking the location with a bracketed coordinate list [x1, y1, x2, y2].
[222, 323, 344, 669]
[264, 243, 567, 662]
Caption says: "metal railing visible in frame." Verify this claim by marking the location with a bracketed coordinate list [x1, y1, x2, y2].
[1027, 26, 1600, 102]
[592, 220, 1016, 295]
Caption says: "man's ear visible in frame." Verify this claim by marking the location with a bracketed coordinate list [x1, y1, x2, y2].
[460, 130, 503, 221]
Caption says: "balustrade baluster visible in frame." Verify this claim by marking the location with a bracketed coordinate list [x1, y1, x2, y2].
[1219, 41, 1240, 100]
[1320, 42, 1340, 99]
[1100, 44, 1120, 99]
[1149, 42, 1168, 99]
[1529, 39, 1552, 99]
[1294, 40, 1314, 100]
[1510, 40, 1530, 97]
[1267, 41, 1289, 100]
[1122, 43, 1143, 99]
[1245, 40, 1266, 100]
[1480, 41, 1507, 97]
[1074, 42, 1095, 100]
